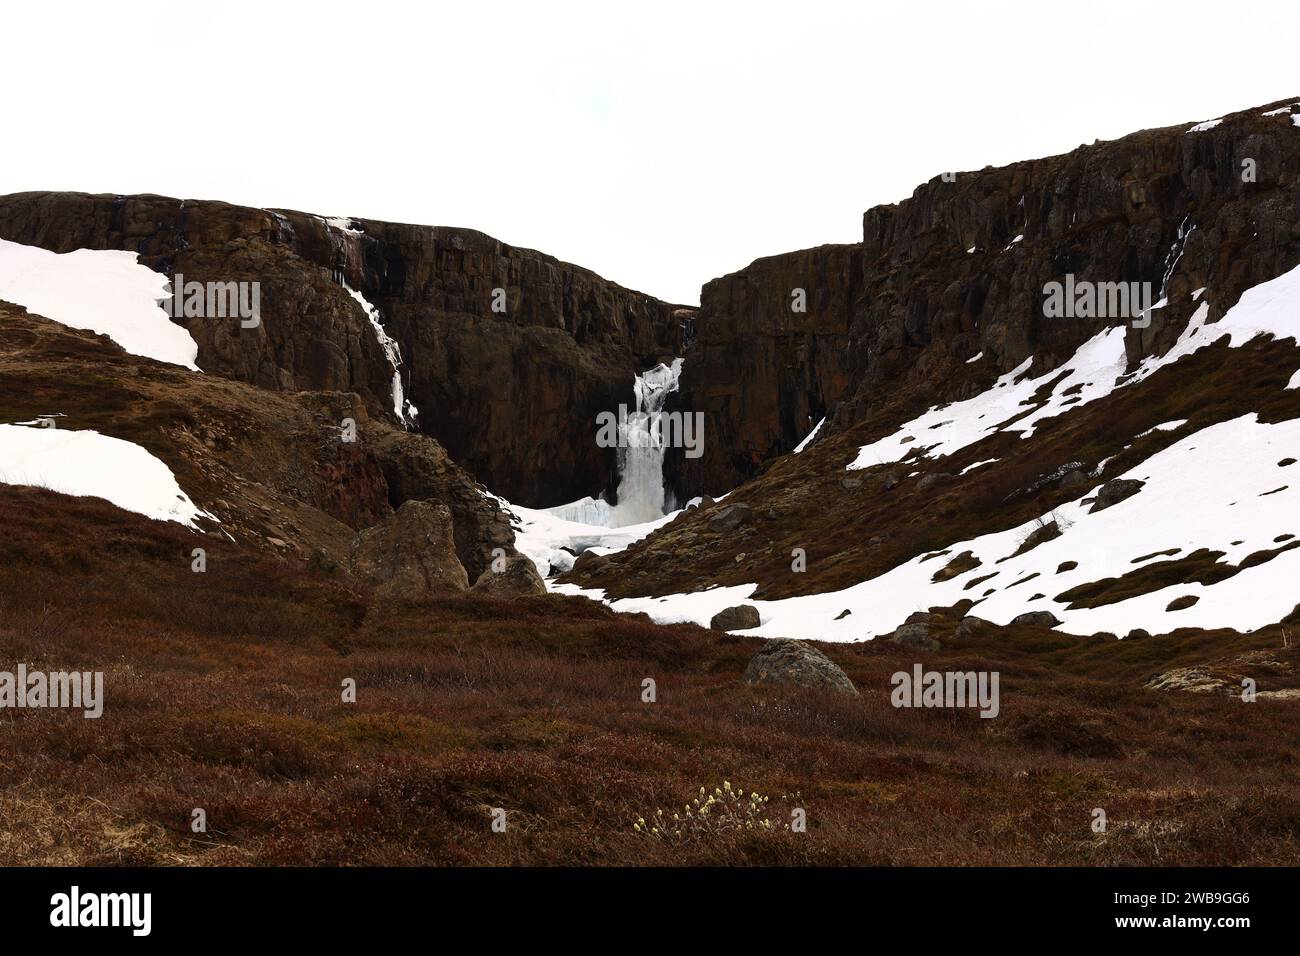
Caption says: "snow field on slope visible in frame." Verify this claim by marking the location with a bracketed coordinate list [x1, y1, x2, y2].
[556, 413, 1300, 639]
[0, 424, 211, 528]
[554, 263, 1300, 639]
[848, 262, 1300, 473]
[0, 239, 200, 369]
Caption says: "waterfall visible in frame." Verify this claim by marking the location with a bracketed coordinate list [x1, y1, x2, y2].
[610, 358, 683, 526]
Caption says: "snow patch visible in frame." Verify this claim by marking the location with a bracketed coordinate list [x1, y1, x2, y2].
[1136, 420, 1187, 438]
[0, 424, 211, 528]
[560, 414, 1300, 640]
[0, 239, 200, 369]
[848, 261, 1300, 474]
[1187, 117, 1223, 132]
[793, 417, 825, 454]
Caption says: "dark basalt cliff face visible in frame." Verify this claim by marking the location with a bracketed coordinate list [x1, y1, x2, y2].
[669, 243, 861, 498]
[567, 97, 1300, 600]
[665, 99, 1300, 497]
[4, 99, 1298, 511]
[0, 193, 686, 506]
[830, 98, 1300, 435]
[341, 218, 686, 506]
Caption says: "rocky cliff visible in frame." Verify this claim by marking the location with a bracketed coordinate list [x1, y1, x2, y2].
[568, 97, 1300, 609]
[670, 243, 860, 498]
[0, 193, 687, 507]
[831, 97, 1300, 435]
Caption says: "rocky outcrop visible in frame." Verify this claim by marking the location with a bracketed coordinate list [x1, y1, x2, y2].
[350, 218, 686, 505]
[673, 244, 860, 495]
[347, 500, 469, 597]
[0, 192, 688, 507]
[470, 553, 547, 598]
[743, 638, 857, 695]
[367, 428, 515, 582]
[831, 98, 1300, 437]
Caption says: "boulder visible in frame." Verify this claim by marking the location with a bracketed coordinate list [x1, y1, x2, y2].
[1126, 628, 1152, 640]
[954, 615, 991, 640]
[1089, 478, 1145, 514]
[743, 639, 858, 695]
[917, 473, 952, 492]
[1011, 610, 1062, 628]
[1059, 469, 1090, 491]
[710, 604, 761, 630]
[471, 554, 547, 598]
[708, 503, 753, 533]
[348, 500, 469, 597]
[889, 623, 940, 650]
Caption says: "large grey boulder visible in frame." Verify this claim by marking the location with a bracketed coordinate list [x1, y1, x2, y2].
[743, 639, 857, 695]
[710, 604, 761, 630]
[471, 553, 547, 598]
[348, 500, 469, 597]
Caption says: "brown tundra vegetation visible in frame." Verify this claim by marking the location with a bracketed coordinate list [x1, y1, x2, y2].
[2, 483, 1298, 866]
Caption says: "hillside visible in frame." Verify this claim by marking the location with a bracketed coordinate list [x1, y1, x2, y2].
[1, 98, 1299, 866]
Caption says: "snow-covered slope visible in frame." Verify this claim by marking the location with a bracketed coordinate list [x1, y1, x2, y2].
[558, 263, 1300, 640]
[848, 263, 1300, 474]
[0, 238, 200, 369]
[0, 424, 211, 528]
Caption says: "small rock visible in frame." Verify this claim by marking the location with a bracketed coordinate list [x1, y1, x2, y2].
[1126, 628, 1152, 640]
[1013, 520, 1061, 556]
[744, 639, 857, 695]
[954, 615, 990, 640]
[1011, 610, 1062, 628]
[708, 503, 753, 532]
[917, 473, 952, 492]
[710, 604, 761, 630]
[1089, 478, 1145, 513]
[890, 623, 940, 650]
[1166, 595, 1200, 611]
[904, 611, 936, 625]
[571, 549, 610, 574]
[834, 609, 852, 620]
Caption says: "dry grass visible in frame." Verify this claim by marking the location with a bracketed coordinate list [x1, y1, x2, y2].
[1, 485, 1298, 866]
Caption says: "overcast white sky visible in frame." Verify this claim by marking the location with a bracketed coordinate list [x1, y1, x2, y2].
[4, 0, 1298, 304]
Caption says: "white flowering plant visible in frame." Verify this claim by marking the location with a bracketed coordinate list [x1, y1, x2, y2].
[632, 781, 801, 841]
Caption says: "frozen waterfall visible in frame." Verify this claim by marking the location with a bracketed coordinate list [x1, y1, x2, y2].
[610, 358, 683, 526]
